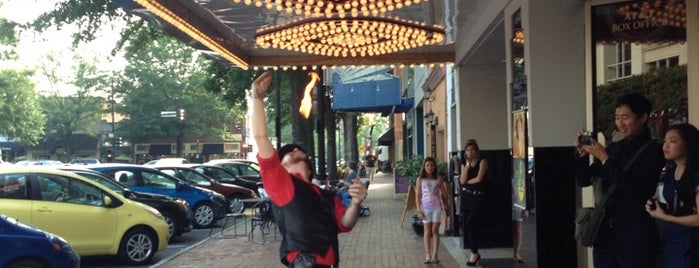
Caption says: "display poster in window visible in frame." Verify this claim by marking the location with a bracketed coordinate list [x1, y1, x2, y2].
[512, 109, 528, 210]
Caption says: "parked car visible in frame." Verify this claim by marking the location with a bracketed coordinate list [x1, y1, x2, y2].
[152, 165, 257, 214]
[14, 160, 64, 166]
[87, 164, 227, 228]
[186, 164, 260, 196]
[0, 214, 80, 268]
[68, 158, 101, 165]
[0, 167, 169, 265]
[59, 167, 193, 241]
[205, 159, 261, 182]
[144, 158, 190, 165]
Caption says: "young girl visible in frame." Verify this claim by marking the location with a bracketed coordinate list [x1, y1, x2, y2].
[415, 157, 447, 264]
[646, 123, 699, 268]
[459, 139, 488, 266]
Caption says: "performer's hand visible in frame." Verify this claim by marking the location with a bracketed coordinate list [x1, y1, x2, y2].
[348, 178, 367, 206]
[251, 71, 272, 99]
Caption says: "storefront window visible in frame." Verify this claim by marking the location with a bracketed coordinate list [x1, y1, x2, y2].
[591, 0, 688, 139]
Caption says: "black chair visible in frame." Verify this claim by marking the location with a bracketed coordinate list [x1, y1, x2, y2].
[249, 200, 278, 243]
[210, 212, 247, 238]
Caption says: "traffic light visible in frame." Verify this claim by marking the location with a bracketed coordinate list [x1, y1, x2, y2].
[247, 145, 253, 152]
[178, 108, 185, 121]
[106, 149, 114, 162]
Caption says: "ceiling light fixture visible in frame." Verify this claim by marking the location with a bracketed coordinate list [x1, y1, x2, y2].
[255, 16, 445, 57]
[512, 29, 524, 44]
[134, 0, 249, 69]
[232, 0, 428, 17]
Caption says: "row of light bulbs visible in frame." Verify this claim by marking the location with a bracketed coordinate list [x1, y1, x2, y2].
[617, 0, 686, 28]
[598, 40, 686, 45]
[231, 0, 428, 17]
[255, 16, 445, 57]
[249, 62, 454, 71]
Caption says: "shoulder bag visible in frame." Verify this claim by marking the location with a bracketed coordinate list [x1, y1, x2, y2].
[574, 140, 653, 247]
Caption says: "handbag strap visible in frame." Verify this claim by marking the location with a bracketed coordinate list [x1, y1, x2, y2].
[597, 140, 654, 206]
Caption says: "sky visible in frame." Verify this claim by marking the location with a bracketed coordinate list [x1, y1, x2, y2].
[0, 0, 127, 95]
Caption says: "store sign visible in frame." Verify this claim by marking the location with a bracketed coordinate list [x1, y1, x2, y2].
[592, 0, 686, 43]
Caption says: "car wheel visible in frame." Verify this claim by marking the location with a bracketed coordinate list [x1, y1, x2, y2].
[117, 227, 157, 266]
[6, 258, 46, 268]
[193, 202, 216, 228]
[228, 195, 245, 214]
[162, 212, 177, 241]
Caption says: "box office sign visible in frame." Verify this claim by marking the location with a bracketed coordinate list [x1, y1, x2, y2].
[592, 0, 686, 43]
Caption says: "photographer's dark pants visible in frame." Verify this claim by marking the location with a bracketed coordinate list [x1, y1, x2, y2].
[461, 192, 483, 254]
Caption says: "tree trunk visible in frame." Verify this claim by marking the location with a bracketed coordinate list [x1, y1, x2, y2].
[324, 91, 337, 180]
[343, 113, 359, 165]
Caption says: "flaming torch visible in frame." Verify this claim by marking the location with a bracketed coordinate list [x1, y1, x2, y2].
[299, 72, 320, 119]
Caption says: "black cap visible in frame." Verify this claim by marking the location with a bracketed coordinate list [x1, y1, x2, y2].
[277, 144, 314, 179]
[277, 144, 306, 161]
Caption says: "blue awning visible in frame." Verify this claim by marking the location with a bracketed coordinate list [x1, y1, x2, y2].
[334, 97, 414, 115]
[332, 67, 412, 115]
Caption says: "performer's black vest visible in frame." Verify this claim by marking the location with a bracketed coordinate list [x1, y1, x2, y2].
[273, 177, 340, 265]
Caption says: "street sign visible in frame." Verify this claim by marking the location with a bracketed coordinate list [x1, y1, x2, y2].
[161, 111, 177, 118]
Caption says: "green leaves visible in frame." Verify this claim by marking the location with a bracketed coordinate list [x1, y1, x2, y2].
[0, 69, 45, 144]
[595, 65, 687, 139]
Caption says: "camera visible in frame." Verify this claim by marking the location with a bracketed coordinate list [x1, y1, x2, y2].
[578, 131, 593, 145]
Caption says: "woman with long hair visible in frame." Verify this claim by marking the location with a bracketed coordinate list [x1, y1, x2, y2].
[459, 139, 488, 266]
[646, 123, 699, 267]
[415, 157, 447, 264]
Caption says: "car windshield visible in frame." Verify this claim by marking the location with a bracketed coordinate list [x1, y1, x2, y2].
[74, 172, 124, 195]
[161, 169, 211, 186]
[195, 166, 236, 179]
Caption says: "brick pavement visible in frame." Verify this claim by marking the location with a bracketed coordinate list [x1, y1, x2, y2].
[156, 171, 460, 268]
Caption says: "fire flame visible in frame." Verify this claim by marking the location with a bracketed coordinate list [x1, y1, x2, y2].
[299, 72, 320, 119]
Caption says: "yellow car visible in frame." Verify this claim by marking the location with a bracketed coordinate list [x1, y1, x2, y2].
[0, 167, 169, 265]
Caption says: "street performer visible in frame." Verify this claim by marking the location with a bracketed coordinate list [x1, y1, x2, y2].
[250, 71, 368, 268]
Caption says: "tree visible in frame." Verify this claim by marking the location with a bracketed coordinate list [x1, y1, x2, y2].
[0, 15, 19, 60]
[37, 55, 105, 161]
[116, 35, 238, 156]
[0, 69, 46, 144]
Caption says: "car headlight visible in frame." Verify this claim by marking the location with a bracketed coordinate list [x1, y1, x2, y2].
[144, 206, 165, 220]
[47, 233, 76, 254]
[175, 199, 189, 211]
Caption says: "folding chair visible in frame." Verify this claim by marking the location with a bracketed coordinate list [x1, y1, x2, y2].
[210, 213, 247, 238]
[248, 200, 278, 243]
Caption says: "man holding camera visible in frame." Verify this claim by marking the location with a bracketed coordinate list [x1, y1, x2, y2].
[574, 93, 664, 268]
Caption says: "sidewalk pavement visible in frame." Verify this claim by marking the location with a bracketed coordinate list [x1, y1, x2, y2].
[154, 171, 531, 268]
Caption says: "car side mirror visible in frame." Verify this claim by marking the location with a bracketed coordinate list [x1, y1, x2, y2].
[103, 196, 113, 206]
[123, 189, 136, 199]
[176, 181, 185, 190]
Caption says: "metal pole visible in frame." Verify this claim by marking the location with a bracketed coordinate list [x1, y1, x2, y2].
[316, 70, 327, 181]
[275, 71, 281, 149]
[111, 86, 117, 162]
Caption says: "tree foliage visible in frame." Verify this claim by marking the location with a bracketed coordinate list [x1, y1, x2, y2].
[0, 16, 19, 60]
[595, 65, 687, 139]
[0, 69, 46, 144]
[36, 54, 105, 157]
[117, 35, 237, 144]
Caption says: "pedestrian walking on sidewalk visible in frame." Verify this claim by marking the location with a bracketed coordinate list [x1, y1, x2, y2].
[249, 71, 368, 268]
[416, 157, 448, 264]
[459, 139, 487, 266]
[364, 153, 378, 182]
